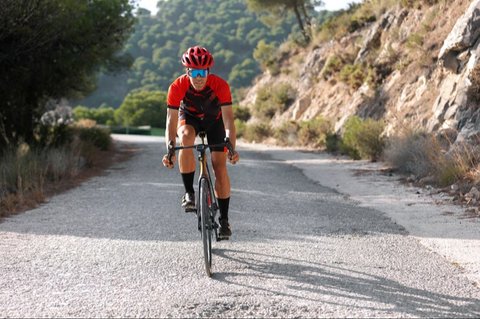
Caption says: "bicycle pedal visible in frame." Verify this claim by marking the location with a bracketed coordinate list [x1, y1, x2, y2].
[184, 207, 197, 213]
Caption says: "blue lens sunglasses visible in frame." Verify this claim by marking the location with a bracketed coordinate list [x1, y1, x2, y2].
[188, 68, 208, 78]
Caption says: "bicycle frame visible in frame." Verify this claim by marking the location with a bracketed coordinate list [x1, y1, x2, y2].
[196, 133, 219, 217]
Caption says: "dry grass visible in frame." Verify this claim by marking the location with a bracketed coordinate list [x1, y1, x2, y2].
[274, 121, 300, 146]
[384, 128, 480, 187]
[465, 164, 480, 185]
[273, 117, 332, 148]
[384, 130, 440, 176]
[0, 127, 130, 219]
[75, 119, 97, 128]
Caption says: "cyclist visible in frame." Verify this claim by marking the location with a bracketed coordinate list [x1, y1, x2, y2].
[162, 46, 239, 239]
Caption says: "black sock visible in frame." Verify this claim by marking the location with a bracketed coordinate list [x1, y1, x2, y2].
[218, 197, 230, 221]
[181, 172, 195, 194]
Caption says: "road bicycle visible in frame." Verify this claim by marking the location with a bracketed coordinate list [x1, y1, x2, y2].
[167, 132, 234, 277]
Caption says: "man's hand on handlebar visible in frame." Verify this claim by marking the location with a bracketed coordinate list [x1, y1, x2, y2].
[224, 137, 239, 165]
[162, 140, 176, 169]
[228, 150, 239, 164]
[162, 153, 176, 168]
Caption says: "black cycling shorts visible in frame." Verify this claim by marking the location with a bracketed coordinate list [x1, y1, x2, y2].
[179, 115, 226, 152]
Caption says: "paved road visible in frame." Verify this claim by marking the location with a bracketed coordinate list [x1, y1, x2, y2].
[0, 135, 479, 317]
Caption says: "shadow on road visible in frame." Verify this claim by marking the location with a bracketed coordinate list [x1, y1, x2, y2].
[213, 248, 480, 317]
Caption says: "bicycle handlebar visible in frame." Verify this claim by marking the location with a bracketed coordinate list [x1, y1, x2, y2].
[167, 138, 234, 165]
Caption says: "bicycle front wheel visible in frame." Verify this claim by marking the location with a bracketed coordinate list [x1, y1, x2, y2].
[199, 177, 213, 277]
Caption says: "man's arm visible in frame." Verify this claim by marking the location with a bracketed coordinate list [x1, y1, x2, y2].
[162, 108, 179, 168]
[221, 105, 239, 164]
[221, 105, 236, 149]
[165, 108, 179, 147]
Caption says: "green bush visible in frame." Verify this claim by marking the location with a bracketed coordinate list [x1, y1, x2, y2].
[253, 40, 280, 75]
[235, 119, 246, 138]
[243, 123, 272, 143]
[339, 62, 379, 89]
[341, 116, 385, 161]
[253, 83, 296, 120]
[325, 132, 341, 153]
[76, 127, 112, 151]
[254, 87, 278, 119]
[73, 105, 115, 125]
[274, 121, 300, 146]
[321, 56, 344, 79]
[36, 124, 74, 148]
[340, 64, 365, 89]
[115, 90, 167, 128]
[273, 83, 296, 107]
[401, 0, 440, 8]
[406, 33, 424, 50]
[273, 117, 333, 148]
[298, 116, 332, 148]
[234, 105, 251, 122]
[339, 140, 361, 160]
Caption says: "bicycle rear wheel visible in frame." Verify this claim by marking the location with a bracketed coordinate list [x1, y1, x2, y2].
[199, 177, 213, 277]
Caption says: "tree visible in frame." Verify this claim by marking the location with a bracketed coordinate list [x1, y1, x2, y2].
[75, 0, 297, 108]
[114, 90, 167, 128]
[72, 105, 115, 125]
[253, 40, 278, 74]
[246, 0, 323, 42]
[0, 0, 135, 150]
[73, 106, 95, 121]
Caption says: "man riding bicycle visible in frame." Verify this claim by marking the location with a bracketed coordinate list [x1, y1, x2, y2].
[162, 46, 239, 239]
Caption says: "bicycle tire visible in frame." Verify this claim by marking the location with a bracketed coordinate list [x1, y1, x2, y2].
[200, 177, 213, 277]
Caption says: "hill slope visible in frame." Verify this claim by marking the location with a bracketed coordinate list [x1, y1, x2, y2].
[241, 0, 479, 146]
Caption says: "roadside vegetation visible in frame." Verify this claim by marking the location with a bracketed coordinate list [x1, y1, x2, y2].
[237, 0, 480, 205]
[238, 107, 480, 202]
[73, 90, 167, 136]
[384, 129, 480, 188]
[0, 0, 135, 216]
[0, 112, 113, 217]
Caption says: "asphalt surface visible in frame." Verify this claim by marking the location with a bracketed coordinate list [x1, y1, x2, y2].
[0, 135, 479, 317]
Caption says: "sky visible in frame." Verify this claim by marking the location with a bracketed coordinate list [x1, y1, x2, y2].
[135, 0, 364, 15]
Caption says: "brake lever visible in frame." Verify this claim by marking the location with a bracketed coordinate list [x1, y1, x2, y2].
[167, 140, 175, 165]
[224, 137, 235, 158]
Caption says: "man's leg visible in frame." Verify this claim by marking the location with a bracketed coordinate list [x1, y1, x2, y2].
[178, 124, 196, 211]
[211, 151, 232, 237]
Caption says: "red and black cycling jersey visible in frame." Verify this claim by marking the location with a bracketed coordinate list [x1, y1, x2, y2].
[167, 74, 232, 122]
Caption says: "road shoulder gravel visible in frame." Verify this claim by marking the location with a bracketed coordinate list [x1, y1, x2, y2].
[240, 141, 480, 286]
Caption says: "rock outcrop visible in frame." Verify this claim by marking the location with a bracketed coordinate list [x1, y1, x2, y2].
[431, 0, 480, 142]
[240, 0, 480, 148]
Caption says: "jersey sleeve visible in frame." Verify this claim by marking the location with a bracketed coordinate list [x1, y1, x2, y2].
[167, 77, 186, 109]
[215, 76, 232, 107]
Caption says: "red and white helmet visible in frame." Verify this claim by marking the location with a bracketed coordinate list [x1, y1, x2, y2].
[181, 46, 214, 68]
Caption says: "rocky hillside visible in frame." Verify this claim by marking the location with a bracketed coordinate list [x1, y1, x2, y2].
[240, 0, 480, 146]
